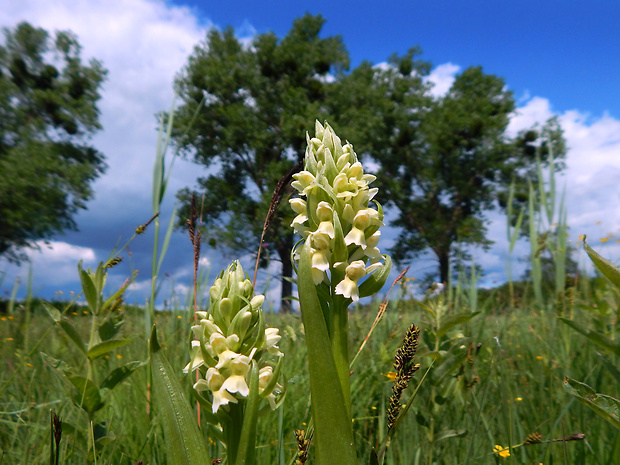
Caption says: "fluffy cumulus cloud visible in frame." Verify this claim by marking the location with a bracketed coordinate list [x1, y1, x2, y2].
[0, 0, 219, 303]
[1, 0, 619, 304]
[426, 62, 460, 98]
[1, 241, 97, 294]
[482, 96, 620, 282]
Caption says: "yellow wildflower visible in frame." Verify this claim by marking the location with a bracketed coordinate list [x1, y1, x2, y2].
[493, 445, 510, 458]
[382, 371, 398, 381]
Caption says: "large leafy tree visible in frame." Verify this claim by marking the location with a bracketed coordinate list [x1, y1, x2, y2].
[173, 14, 348, 311]
[336, 64, 565, 283]
[0, 22, 107, 260]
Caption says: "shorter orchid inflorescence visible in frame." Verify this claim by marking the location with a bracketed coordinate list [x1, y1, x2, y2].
[184, 261, 284, 414]
[291, 121, 387, 302]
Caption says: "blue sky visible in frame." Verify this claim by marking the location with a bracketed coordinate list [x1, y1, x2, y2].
[1, 0, 620, 308]
[182, 0, 620, 118]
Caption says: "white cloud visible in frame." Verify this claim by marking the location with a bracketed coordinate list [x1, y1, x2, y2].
[506, 96, 554, 136]
[478, 96, 620, 282]
[426, 62, 460, 98]
[1, 240, 97, 291]
[1, 0, 210, 201]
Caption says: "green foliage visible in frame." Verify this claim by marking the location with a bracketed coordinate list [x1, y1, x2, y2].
[149, 326, 212, 465]
[336, 63, 567, 283]
[559, 238, 620, 432]
[0, 22, 107, 260]
[297, 237, 358, 464]
[37, 261, 141, 460]
[172, 14, 349, 310]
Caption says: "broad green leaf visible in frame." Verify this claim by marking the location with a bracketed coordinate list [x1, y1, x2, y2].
[436, 312, 479, 339]
[100, 361, 146, 392]
[98, 314, 124, 341]
[435, 429, 467, 442]
[65, 373, 104, 415]
[42, 302, 61, 323]
[559, 318, 620, 358]
[40, 352, 71, 372]
[149, 326, 211, 465]
[358, 255, 392, 299]
[78, 262, 98, 314]
[596, 352, 620, 386]
[298, 239, 358, 465]
[153, 112, 166, 211]
[583, 238, 620, 290]
[59, 317, 87, 355]
[563, 377, 620, 429]
[87, 339, 131, 360]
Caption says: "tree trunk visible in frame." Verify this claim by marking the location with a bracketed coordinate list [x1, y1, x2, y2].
[275, 235, 294, 313]
[438, 249, 450, 285]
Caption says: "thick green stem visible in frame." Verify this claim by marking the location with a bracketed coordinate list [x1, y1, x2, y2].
[330, 297, 351, 416]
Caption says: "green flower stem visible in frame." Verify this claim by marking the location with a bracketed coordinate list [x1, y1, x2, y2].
[329, 296, 352, 416]
[298, 239, 357, 465]
[225, 405, 242, 464]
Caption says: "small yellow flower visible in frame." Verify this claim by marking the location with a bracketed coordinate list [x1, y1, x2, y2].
[117, 354, 122, 359]
[493, 445, 510, 458]
[536, 355, 543, 360]
[600, 237, 609, 242]
[515, 397, 523, 402]
[0, 317, 6, 321]
[5, 337, 13, 341]
[7, 316, 13, 320]
[27, 363, 33, 367]
[382, 371, 398, 381]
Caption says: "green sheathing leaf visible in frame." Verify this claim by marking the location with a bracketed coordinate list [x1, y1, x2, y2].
[65, 374, 104, 415]
[297, 239, 358, 465]
[559, 318, 620, 358]
[149, 326, 211, 465]
[58, 318, 87, 355]
[87, 339, 131, 360]
[100, 361, 146, 392]
[584, 238, 620, 290]
[78, 262, 98, 314]
[563, 377, 620, 429]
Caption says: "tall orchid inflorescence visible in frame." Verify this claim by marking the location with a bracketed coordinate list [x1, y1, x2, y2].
[184, 261, 284, 414]
[290, 121, 386, 302]
[291, 122, 392, 465]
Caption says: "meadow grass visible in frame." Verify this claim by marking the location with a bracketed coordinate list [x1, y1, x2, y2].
[1, 119, 618, 464]
[0, 276, 618, 465]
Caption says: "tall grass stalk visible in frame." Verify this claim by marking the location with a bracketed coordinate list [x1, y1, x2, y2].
[505, 181, 524, 307]
[528, 133, 568, 308]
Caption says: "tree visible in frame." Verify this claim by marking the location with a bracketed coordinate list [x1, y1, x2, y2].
[172, 14, 349, 311]
[0, 22, 107, 261]
[336, 65, 565, 283]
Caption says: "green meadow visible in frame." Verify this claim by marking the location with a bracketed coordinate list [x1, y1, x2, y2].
[0, 267, 618, 464]
[1, 119, 619, 465]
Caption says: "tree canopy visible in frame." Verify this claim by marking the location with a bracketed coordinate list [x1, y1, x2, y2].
[0, 22, 107, 261]
[172, 13, 566, 304]
[173, 14, 349, 310]
[335, 64, 565, 283]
